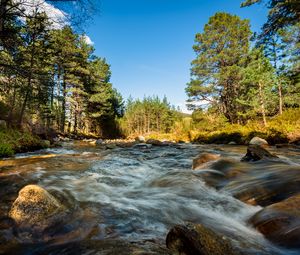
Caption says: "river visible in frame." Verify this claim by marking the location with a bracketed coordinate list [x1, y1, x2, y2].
[0, 141, 299, 254]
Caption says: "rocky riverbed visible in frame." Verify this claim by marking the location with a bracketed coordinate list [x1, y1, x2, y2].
[0, 140, 299, 254]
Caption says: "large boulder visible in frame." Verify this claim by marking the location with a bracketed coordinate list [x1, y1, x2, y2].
[9, 185, 65, 228]
[166, 223, 239, 255]
[241, 145, 278, 162]
[250, 194, 300, 248]
[249, 137, 268, 146]
[192, 153, 220, 170]
[222, 165, 300, 206]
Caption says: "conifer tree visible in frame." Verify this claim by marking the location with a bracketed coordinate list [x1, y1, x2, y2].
[186, 12, 252, 123]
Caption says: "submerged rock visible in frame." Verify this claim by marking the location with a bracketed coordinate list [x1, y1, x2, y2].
[9, 185, 65, 228]
[133, 143, 152, 149]
[105, 144, 117, 149]
[192, 153, 220, 170]
[241, 145, 277, 162]
[250, 194, 300, 248]
[222, 165, 300, 206]
[166, 223, 239, 255]
[249, 137, 268, 146]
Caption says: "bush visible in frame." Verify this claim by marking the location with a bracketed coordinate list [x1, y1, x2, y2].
[0, 129, 46, 157]
[0, 143, 14, 157]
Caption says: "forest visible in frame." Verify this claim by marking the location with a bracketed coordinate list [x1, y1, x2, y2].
[0, 0, 299, 156]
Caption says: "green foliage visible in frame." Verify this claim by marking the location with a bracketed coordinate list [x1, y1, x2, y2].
[241, 0, 300, 35]
[0, 143, 14, 157]
[0, 11, 123, 138]
[189, 108, 300, 145]
[187, 12, 252, 123]
[0, 128, 46, 157]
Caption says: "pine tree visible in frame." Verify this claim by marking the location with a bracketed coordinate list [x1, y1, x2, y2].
[186, 12, 252, 123]
[238, 48, 276, 125]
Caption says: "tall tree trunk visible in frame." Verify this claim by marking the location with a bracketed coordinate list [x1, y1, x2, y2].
[278, 80, 283, 115]
[60, 75, 66, 133]
[18, 88, 30, 128]
[258, 80, 267, 127]
[7, 81, 16, 127]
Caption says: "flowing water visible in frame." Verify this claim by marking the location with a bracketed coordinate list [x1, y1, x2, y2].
[0, 142, 299, 254]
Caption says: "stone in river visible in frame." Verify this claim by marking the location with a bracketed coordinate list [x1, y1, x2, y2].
[241, 145, 277, 162]
[249, 136, 268, 146]
[192, 153, 220, 170]
[9, 185, 65, 228]
[166, 223, 240, 255]
[135, 136, 146, 143]
[250, 194, 300, 248]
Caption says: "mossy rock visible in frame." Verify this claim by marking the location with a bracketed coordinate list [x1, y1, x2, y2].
[9, 185, 65, 228]
[166, 223, 240, 255]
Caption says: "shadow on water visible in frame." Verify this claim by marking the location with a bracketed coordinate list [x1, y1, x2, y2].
[0, 141, 299, 254]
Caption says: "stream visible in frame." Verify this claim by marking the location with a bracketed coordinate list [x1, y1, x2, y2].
[0, 141, 299, 254]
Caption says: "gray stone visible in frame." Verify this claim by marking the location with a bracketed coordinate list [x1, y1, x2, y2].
[249, 136, 268, 146]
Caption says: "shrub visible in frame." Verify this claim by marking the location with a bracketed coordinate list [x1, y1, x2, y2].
[0, 143, 14, 157]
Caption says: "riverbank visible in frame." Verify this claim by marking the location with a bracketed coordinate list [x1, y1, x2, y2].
[0, 129, 49, 158]
[146, 109, 300, 145]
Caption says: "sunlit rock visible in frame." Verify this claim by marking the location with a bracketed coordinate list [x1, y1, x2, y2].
[249, 137, 268, 146]
[166, 223, 239, 255]
[135, 136, 145, 142]
[250, 194, 300, 248]
[9, 185, 65, 228]
[192, 152, 220, 170]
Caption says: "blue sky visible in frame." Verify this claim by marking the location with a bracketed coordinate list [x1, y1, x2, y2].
[85, 0, 268, 112]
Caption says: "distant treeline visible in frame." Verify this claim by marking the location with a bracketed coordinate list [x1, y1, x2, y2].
[120, 96, 181, 136]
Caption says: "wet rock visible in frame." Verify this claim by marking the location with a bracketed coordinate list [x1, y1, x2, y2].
[222, 166, 300, 206]
[96, 139, 104, 145]
[9, 185, 65, 228]
[241, 145, 278, 162]
[275, 143, 299, 150]
[133, 143, 152, 149]
[250, 194, 300, 248]
[166, 223, 239, 255]
[105, 144, 117, 149]
[135, 136, 145, 143]
[146, 139, 169, 146]
[249, 136, 268, 146]
[228, 141, 237, 145]
[192, 153, 220, 170]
